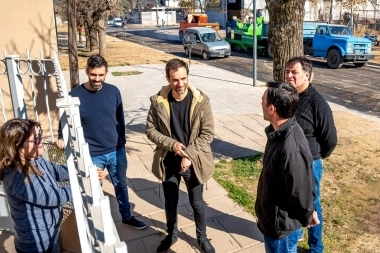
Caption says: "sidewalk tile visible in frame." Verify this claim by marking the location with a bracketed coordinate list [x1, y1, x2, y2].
[237, 243, 266, 253]
[129, 189, 164, 215]
[204, 196, 242, 220]
[115, 217, 157, 242]
[150, 206, 195, 232]
[181, 219, 240, 253]
[141, 233, 195, 253]
[202, 178, 228, 200]
[127, 163, 152, 178]
[216, 211, 263, 248]
[129, 175, 160, 192]
[123, 239, 147, 253]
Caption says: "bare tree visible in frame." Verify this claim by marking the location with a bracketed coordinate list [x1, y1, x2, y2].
[265, 0, 306, 81]
[76, 0, 118, 55]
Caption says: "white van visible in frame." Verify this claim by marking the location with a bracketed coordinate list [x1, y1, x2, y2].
[183, 27, 231, 60]
[112, 18, 123, 27]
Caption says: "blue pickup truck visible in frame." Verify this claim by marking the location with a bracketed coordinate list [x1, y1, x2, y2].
[302, 22, 374, 68]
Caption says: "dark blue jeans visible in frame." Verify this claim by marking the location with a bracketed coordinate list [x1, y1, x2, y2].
[162, 165, 206, 241]
[264, 228, 302, 253]
[91, 148, 131, 220]
[308, 159, 324, 252]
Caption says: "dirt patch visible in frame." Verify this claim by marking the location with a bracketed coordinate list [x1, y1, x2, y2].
[58, 35, 190, 70]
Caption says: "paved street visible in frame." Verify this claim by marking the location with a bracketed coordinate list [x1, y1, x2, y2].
[110, 30, 380, 117]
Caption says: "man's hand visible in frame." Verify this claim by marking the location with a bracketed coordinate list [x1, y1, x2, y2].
[173, 142, 188, 158]
[97, 168, 104, 182]
[307, 211, 320, 228]
[180, 157, 191, 173]
[54, 139, 64, 150]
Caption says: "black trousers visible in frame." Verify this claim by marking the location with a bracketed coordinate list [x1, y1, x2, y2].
[162, 164, 207, 241]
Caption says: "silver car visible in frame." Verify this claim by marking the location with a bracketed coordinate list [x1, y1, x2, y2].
[183, 27, 231, 60]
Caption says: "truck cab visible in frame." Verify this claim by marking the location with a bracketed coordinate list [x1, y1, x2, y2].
[310, 24, 374, 68]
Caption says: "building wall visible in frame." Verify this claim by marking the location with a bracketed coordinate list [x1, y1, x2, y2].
[0, 0, 59, 136]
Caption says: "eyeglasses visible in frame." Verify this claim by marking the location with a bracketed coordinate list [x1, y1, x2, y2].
[24, 132, 43, 145]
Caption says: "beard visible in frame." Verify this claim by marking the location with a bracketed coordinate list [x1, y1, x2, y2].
[89, 79, 104, 90]
[173, 84, 187, 95]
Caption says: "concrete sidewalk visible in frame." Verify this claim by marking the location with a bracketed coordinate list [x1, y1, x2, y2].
[103, 63, 267, 253]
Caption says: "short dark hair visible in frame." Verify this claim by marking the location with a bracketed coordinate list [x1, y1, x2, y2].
[165, 58, 189, 78]
[86, 54, 108, 72]
[285, 56, 314, 82]
[266, 81, 299, 119]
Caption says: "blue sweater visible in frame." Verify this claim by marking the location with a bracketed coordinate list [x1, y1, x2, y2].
[1, 157, 72, 252]
[59, 83, 126, 156]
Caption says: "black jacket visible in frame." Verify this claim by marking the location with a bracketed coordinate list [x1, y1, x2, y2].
[255, 117, 315, 239]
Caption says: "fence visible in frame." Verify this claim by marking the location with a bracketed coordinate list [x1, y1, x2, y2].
[0, 52, 127, 252]
[354, 10, 380, 32]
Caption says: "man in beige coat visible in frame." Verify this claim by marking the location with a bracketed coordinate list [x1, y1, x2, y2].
[146, 58, 215, 253]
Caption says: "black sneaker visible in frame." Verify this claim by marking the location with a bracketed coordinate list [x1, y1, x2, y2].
[122, 216, 147, 230]
[156, 235, 178, 253]
[198, 238, 215, 253]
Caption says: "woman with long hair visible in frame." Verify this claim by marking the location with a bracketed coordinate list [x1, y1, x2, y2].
[0, 118, 72, 253]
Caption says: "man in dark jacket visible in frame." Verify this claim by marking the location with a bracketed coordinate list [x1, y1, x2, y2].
[285, 56, 337, 253]
[255, 81, 319, 253]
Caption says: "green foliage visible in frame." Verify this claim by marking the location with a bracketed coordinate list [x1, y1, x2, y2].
[230, 155, 262, 178]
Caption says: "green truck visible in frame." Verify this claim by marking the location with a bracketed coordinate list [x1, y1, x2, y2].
[225, 17, 270, 56]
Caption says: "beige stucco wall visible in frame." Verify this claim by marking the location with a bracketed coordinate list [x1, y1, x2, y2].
[0, 0, 59, 137]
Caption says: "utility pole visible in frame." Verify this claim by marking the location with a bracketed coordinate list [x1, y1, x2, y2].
[68, 0, 79, 89]
[156, 0, 159, 25]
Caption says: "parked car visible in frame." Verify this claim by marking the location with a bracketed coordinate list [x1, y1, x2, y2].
[112, 18, 123, 27]
[183, 27, 231, 60]
[107, 17, 114, 25]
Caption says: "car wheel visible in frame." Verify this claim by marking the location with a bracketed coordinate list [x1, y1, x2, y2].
[202, 51, 209, 60]
[185, 47, 189, 56]
[327, 48, 343, 69]
[224, 55, 230, 58]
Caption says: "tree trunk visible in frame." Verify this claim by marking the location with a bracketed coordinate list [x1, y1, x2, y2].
[90, 27, 98, 52]
[98, 13, 108, 56]
[67, 0, 79, 89]
[85, 16, 98, 51]
[266, 0, 306, 81]
[84, 21, 90, 49]
[77, 25, 83, 44]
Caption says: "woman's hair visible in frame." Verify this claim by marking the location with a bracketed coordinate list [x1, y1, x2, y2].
[0, 118, 43, 181]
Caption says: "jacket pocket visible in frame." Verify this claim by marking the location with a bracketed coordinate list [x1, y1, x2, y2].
[196, 150, 215, 183]
[275, 207, 289, 230]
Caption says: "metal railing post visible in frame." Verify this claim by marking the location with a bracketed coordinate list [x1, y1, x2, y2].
[5, 55, 27, 119]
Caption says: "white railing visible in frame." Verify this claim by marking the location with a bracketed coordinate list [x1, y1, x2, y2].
[0, 51, 127, 252]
